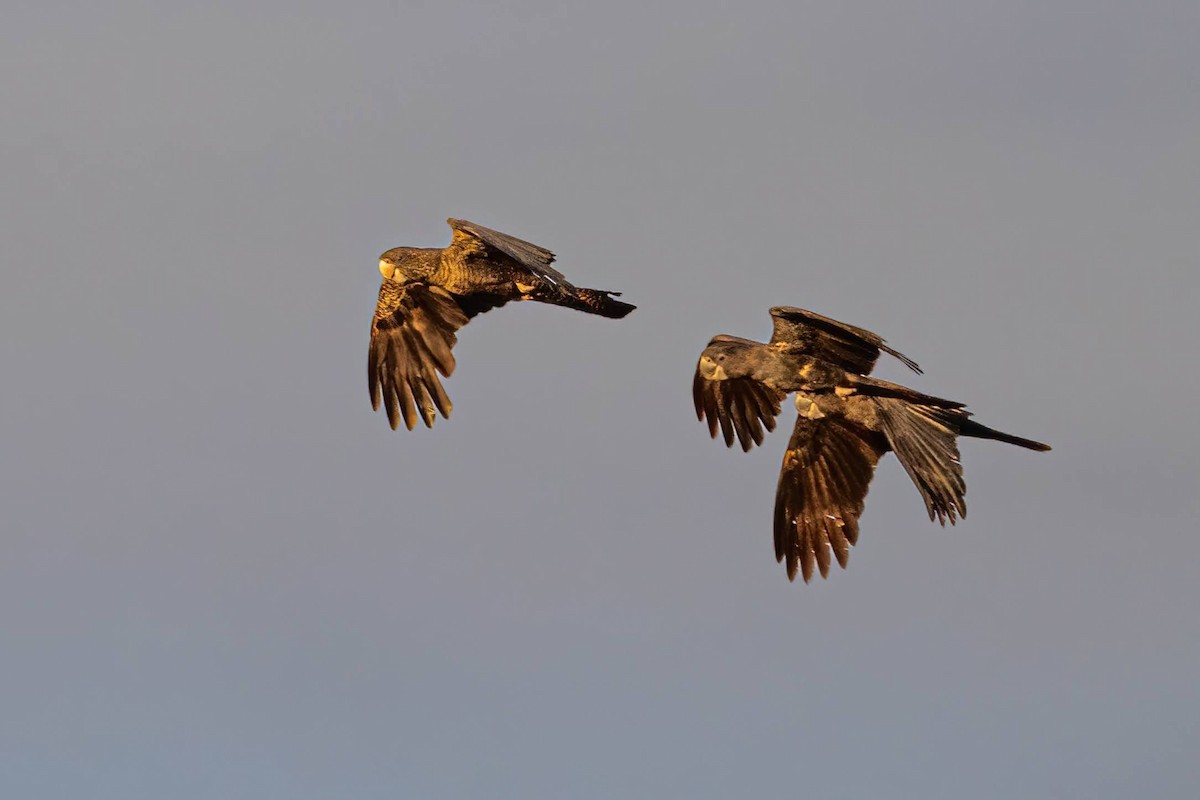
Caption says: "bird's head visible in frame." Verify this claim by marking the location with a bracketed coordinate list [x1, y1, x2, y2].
[698, 336, 757, 380]
[378, 246, 433, 281]
[698, 353, 727, 381]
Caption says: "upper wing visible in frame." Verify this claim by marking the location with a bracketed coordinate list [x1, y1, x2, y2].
[693, 336, 785, 452]
[446, 218, 573, 290]
[874, 398, 967, 525]
[369, 279, 470, 431]
[768, 306, 921, 375]
[773, 414, 887, 582]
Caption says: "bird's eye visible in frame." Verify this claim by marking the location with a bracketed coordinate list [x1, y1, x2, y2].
[717, 355, 725, 362]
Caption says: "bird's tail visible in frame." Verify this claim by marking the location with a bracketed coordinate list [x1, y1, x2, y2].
[535, 286, 636, 318]
[959, 418, 1052, 451]
[855, 375, 1051, 452]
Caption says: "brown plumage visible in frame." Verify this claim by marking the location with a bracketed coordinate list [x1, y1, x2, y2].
[693, 306, 1051, 583]
[369, 218, 635, 431]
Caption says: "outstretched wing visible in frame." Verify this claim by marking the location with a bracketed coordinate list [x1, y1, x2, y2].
[446, 218, 574, 290]
[693, 336, 785, 452]
[369, 280, 470, 431]
[874, 398, 968, 525]
[774, 415, 888, 582]
[768, 306, 921, 375]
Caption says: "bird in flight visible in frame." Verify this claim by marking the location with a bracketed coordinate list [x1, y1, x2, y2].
[692, 306, 1050, 583]
[369, 218, 635, 431]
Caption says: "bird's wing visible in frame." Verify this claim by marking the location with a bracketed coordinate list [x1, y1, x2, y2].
[446, 218, 574, 290]
[693, 336, 786, 452]
[874, 398, 968, 525]
[768, 306, 921, 375]
[774, 414, 888, 582]
[369, 279, 470, 431]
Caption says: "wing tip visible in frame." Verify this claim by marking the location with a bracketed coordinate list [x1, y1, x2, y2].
[884, 344, 923, 375]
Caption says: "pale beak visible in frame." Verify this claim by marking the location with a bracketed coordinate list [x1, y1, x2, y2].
[699, 356, 727, 381]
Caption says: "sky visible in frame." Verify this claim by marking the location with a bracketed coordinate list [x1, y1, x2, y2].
[2, 1, 1198, 797]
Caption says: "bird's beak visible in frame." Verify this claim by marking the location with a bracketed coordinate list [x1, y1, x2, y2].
[699, 356, 727, 380]
[379, 259, 395, 280]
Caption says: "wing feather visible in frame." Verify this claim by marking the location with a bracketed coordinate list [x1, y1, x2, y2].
[774, 416, 887, 582]
[693, 339, 785, 452]
[369, 280, 470, 431]
[748, 383, 779, 433]
[693, 370, 721, 439]
[737, 389, 766, 447]
[699, 377, 783, 451]
[768, 306, 921, 375]
[875, 399, 968, 524]
[714, 383, 737, 448]
[446, 218, 573, 289]
[727, 384, 755, 450]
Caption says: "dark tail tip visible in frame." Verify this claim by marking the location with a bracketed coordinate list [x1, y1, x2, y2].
[577, 288, 636, 318]
[600, 297, 637, 318]
[961, 418, 1052, 451]
[996, 432, 1052, 452]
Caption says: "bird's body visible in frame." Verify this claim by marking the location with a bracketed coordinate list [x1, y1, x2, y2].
[369, 219, 634, 431]
[693, 306, 1050, 582]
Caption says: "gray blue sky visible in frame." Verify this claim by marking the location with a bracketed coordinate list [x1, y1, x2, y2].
[2, 2, 1197, 797]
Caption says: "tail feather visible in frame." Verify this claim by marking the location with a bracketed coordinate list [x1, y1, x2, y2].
[536, 286, 636, 318]
[857, 376, 1052, 452]
[959, 418, 1052, 451]
[875, 398, 1050, 524]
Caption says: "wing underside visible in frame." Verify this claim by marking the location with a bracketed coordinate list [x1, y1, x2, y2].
[875, 399, 968, 524]
[693, 370, 784, 451]
[369, 281, 470, 430]
[773, 415, 887, 582]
